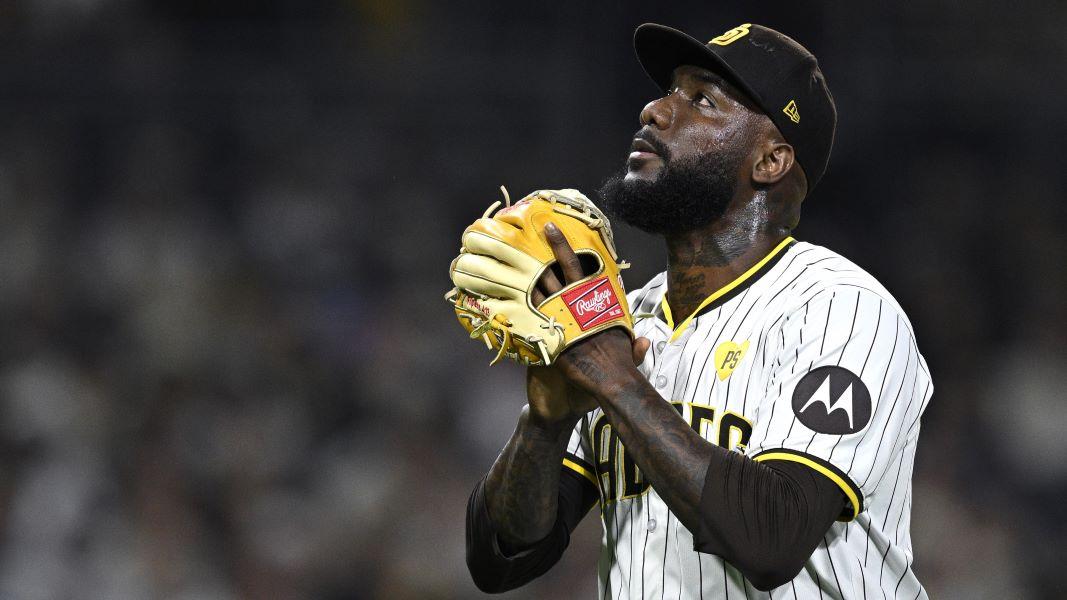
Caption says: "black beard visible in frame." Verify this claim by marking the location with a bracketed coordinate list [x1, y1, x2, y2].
[597, 149, 744, 235]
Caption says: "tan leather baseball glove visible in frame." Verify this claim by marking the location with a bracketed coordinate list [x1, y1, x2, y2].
[446, 188, 633, 366]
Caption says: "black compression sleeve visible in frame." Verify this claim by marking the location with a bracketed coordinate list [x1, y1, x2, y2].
[465, 466, 599, 593]
[692, 452, 847, 591]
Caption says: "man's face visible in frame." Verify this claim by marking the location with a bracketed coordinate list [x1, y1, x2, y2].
[599, 65, 761, 235]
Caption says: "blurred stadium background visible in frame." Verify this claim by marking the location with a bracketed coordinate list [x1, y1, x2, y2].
[0, 1, 1064, 598]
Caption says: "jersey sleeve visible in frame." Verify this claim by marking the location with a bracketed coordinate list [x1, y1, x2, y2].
[746, 287, 930, 521]
[562, 415, 599, 500]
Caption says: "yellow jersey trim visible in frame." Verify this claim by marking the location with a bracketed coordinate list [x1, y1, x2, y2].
[661, 236, 796, 342]
[562, 457, 599, 488]
[754, 451, 861, 521]
[661, 296, 676, 330]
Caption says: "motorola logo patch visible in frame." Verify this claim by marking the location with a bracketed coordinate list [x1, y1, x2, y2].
[791, 366, 872, 435]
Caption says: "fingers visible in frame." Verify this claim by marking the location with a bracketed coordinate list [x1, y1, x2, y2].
[537, 264, 564, 298]
[451, 253, 526, 299]
[462, 230, 542, 272]
[544, 222, 583, 284]
[632, 337, 651, 366]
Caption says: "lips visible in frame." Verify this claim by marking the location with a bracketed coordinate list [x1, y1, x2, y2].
[630, 138, 659, 155]
[628, 136, 663, 171]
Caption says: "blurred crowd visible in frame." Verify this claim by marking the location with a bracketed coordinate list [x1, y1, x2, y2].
[0, 1, 1064, 599]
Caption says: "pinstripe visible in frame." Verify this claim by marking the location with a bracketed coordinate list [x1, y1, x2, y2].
[796, 278, 821, 299]
[779, 293, 825, 448]
[859, 301, 885, 378]
[761, 267, 810, 311]
[677, 529, 684, 600]
[847, 314, 901, 475]
[826, 291, 863, 460]
[823, 536, 844, 599]
[738, 329, 767, 422]
[778, 348, 801, 446]
[818, 292, 835, 355]
[661, 512, 671, 599]
[602, 505, 613, 600]
[635, 281, 661, 312]
[723, 558, 730, 600]
[894, 476, 911, 545]
[805, 256, 837, 267]
[862, 513, 875, 566]
[836, 291, 862, 365]
[624, 502, 633, 600]
[699, 552, 704, 600]
[881, 342, 922, 464]
[858, 557, 867, 600]
[902, 380, 932, 438]
[650, 326, 660, 372]
[614, 503, 624, 600]
[880, 450, 907, 533]
[858, 333, 913, 488]
[801, 290, 834, 456]
[641, 498, 650, 598]
[877, 538, 893, 590]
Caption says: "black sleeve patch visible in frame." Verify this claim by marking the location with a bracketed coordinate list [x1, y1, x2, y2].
[791, 366, 872, 434]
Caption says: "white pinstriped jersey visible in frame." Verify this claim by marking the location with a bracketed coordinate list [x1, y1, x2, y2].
[562, 238, 932, 599]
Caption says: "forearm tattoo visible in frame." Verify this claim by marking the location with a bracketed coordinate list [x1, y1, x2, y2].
[484, 409, 574, 549]
[597, 376, 714, 534]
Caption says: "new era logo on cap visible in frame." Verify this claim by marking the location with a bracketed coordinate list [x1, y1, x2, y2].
[783, 100, 800, 124]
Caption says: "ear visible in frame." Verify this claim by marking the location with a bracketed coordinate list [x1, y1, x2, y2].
[751, 141, 796, 186]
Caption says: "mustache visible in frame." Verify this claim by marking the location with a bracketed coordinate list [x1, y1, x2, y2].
[633, 128, 670, 162]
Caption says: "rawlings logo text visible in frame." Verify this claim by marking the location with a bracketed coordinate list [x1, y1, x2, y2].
[561, 277, 623, 331]
[574, 288, 612, 316]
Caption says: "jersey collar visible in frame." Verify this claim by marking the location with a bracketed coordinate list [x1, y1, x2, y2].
[661, 236, 797, 342]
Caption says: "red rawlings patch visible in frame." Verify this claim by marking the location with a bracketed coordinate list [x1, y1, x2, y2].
[562, 276, 623, 331]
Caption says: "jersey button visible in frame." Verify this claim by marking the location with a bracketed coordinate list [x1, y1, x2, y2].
[655, 375, 668, 388]
[648, 518, 657, 532]
[655, 341, 666, 353]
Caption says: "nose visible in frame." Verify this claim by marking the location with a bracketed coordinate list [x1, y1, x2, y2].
[639, 95, 673, 130]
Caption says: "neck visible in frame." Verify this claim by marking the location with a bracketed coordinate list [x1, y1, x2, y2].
[664, 194, 789, 319]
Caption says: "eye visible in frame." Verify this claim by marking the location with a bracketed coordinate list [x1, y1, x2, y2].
[694, 92, 715, 108]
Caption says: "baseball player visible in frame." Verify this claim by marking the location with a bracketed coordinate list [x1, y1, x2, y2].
[464, 23, 931, 599]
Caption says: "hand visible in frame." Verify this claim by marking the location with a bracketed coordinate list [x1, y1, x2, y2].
[526, 340, 648, 430]
[531, 222, 650, 402]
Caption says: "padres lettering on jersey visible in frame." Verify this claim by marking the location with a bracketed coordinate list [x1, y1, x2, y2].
[562, 238, 932, 599]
